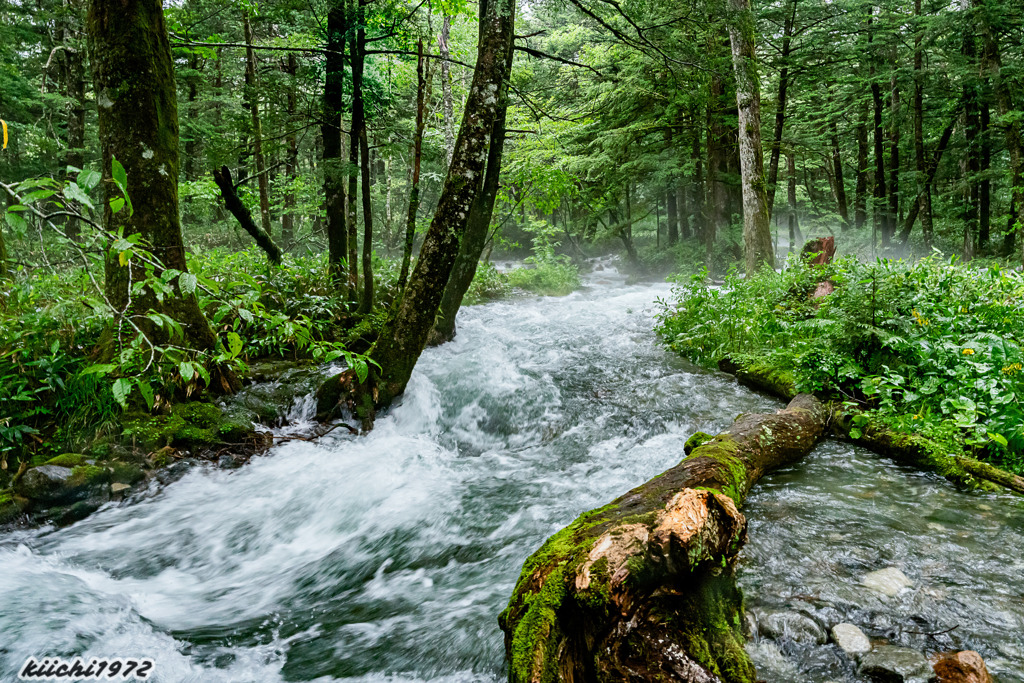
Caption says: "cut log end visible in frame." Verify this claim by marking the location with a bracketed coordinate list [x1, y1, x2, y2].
[500, 395, 826, 683]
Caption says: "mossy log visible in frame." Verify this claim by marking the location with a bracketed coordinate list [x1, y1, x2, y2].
[719, 356, 1024, 495]
[499, 394, 826, 683]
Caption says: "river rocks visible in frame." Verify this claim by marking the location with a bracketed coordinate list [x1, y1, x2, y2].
[859, 645, 932, 683]
[16, 465, 76, 502]
[831, 623, 871, 657]
[122, 401, 256, 452]
[760, 611, 828, 645]
[931, 651, 993, 683]
[862, 567, 913, 597]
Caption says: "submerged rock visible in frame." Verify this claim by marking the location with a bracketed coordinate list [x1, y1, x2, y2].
[862, 567, 914, 597]
[859, 645, 932, 683]
[831, 622, 871, 658]
[761, 611, 827, 645]
[931, 650, 993, 683]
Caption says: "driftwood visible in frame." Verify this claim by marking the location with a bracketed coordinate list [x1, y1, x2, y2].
[499, 394, 827, 683]
[213, 165, 283, 265]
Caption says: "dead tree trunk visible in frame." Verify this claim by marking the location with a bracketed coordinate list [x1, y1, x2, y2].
[728, 0, 774, 275]
[316, 0, 515, 426]
[213, 166, 283, 265]
[500, 395, 827, 683]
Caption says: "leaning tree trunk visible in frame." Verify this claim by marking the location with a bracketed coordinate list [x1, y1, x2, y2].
[213, 166, 283, 264]
[428, 39, 513, 346]
[728, 0, 774, 275]
[87, 0, 237, 391]
[316, 0, 515, 426]
[500, 395, 827, 683]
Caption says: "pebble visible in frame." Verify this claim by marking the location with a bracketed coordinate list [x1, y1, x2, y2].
[862, 567, 913, 597]
[831, 622, 871, 658]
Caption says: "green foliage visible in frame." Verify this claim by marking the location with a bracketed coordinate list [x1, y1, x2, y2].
[463, 261, 511, 304]
[657, 256, 1024, 473]
[507, 258, 581, 297]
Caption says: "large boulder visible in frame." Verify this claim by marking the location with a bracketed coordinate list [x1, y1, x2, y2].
[931, 651, 993, 683]
[862, 567, 913, 597]
[859, 645, 932, 683]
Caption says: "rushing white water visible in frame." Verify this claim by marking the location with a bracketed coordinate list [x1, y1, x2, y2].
[1, 263, 1021, 682]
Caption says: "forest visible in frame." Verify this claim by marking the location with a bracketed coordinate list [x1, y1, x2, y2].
[2, 0, 1024, 680]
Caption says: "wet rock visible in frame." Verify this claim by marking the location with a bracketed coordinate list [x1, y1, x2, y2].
[862, 567, 913, 597]
[110, 482, 131, 495]
[15, 465, 75, 502]
[831, 623, 871, 658]
[744, 609, 758, 637]
[931, 651, 993, 683]
[859, 645, 932, 683]
[761, 611, 827, 645]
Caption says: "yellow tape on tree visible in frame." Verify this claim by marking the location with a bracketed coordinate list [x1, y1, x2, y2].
[1, 120, 7, 149]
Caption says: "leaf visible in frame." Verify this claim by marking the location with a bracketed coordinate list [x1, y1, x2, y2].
[849, 428, 863, 440]
[226, 332, 243, 359]
[63, 182, 95, 211]
[81, 363, 116, 377]
[179, 361, 195, 381]
[179, 272, 198, 295]
[112, 378, 132, 408]
[352, 358, 369, 383]
[238, 308, 254, 323]
[111, 157, 128, 191]
[137, 379, 155, 411]
[5, 211, 27, 234]
[78, 169, 101, 192]
[109, 197, 125, 214]
[988, 432, 1008, 447]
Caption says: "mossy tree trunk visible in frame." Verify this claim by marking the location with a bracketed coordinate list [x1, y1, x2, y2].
[397, 39, 428, 292]
[87, 0, 236, 390]
[499, 395, 827, 683]
[428, 38, 513, 346]
[317, 0, 515, 425]
[727, 0, 773, 275]
[354, 0, 374, 314]
[243, 13, 272, 239]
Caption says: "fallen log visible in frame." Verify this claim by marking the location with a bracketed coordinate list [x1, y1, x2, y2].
[499, 394, 826, 683]
[719, 356, 1024, 496]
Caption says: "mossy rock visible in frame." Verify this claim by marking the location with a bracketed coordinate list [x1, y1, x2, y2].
[121, 401, 256, 453]
[45, 453, 91, 468]
[0, 492, 29, 524]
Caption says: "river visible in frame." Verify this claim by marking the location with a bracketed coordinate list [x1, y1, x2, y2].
[1, 265, 1021, 682]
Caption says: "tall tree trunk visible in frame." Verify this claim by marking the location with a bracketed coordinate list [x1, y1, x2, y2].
[980, 95, 991, 249]
[345, 0, 360, 302]
[913, 0, 932, 249]
[429, 39, 514, 345]
[728, 0, 774, 274]
[666, 188, 679, 245]
[691, 126, 706, 247]
[243, 14, 272, 239]
[888, 72, 901, 247]
[317, 0, 516, 424]
[975, 0, 1023, 259]
[767, 0, 797, 220]
[787, 151, 801, 251]
[398, 39, 428, 292]
[963, 4, 979, 260]
[283, 53, 298, 247]
[831, 122, 850, 229]
[439, 13, 455, 168]
[323, 0, 348, 283]
[677, 185, 689, 240]
[87, 0, 236, 390]
[854, 100, 869, 230]
[354, 0, 374, 313]
[898, 110, 959, 243]
[871, 62, 888, 246]
[61, 0, 86, 240]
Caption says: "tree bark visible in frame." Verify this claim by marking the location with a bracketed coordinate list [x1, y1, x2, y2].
[87, 0, 237, 390]
[354, 0, 374, 314]
[61, 0, 86, 241]
[322, 0, 348, 283]
[831, 122, 850, 229]
[666, 187, 679, 246]
[346, 0, 360, 303]
[440, 13, 455, 168]
[283, 53, 298, 247]
[974, 0, 1023, 259]
[728, 0, 774, 275]
[888, 71, 901, 248]
[500, 394, 827, 683]
[213, 166, 283, 265]
[913, 0, 932, 249]
[854, 100, 869, 230]
[243, 14, 272, 239]
[429, 39, 514, 346]
[897, 110, 959, 243]
[767, 0, 797, 221]
[398, 39, 428, 292]
[316, 0, 516, 426]
[787, 151, 801, 251]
